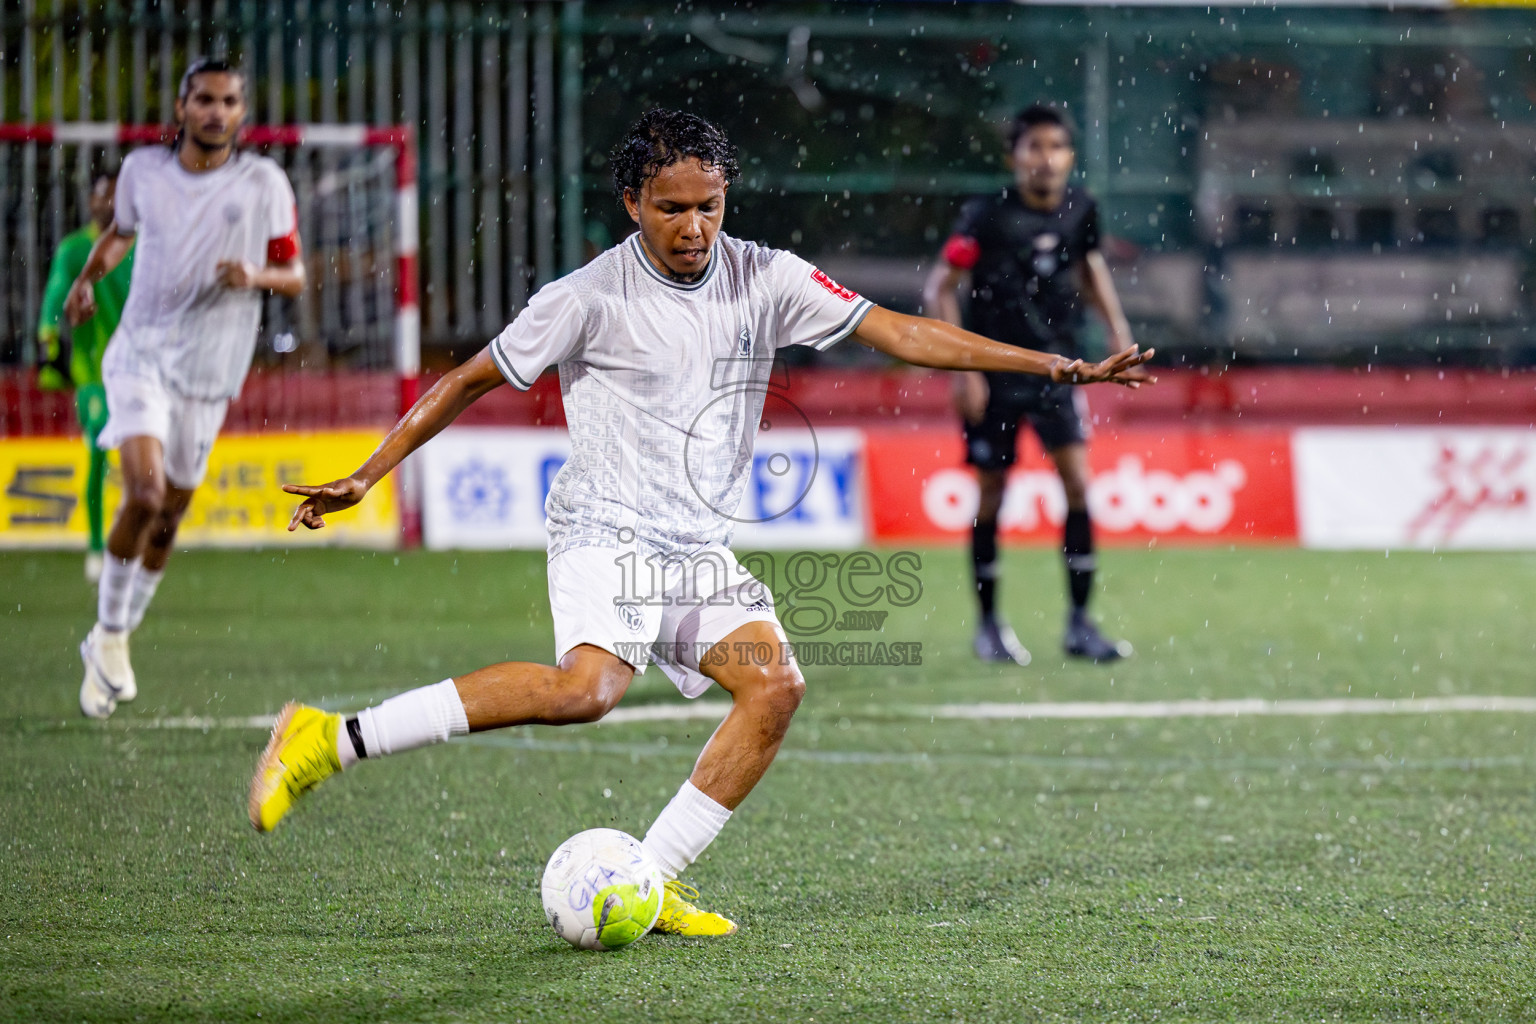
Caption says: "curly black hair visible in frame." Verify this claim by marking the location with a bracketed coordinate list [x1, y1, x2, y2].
[610, 108, 741, 199]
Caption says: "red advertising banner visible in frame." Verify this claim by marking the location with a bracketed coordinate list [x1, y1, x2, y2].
[865, 427, 1297, 544]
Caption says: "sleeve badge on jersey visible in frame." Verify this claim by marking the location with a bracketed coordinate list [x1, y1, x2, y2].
[810, 267, 858, 302]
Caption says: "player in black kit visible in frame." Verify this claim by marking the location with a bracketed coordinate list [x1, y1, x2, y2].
[924, 104, 1136, 665]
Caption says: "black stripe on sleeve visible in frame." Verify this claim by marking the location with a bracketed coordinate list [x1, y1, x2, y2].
[810, 298, 875, 351]
[488, 338, 535, 391]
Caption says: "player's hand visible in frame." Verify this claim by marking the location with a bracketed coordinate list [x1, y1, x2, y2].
[283, 477, 370, 531]
[64, 278, 97, 326]
[951, 371, 989, 425]
[1051, 344, 1157, 388]
[216, 260, 259, 290]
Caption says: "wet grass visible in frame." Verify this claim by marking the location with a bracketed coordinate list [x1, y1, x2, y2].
[2, 546, 1533, 1022]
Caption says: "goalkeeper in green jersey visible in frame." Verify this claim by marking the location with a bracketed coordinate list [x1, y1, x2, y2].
[37, 172, 134, 582]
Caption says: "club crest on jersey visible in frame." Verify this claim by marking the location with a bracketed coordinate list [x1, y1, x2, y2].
[1031, 233, 1061, 278]
[222, 202, 243, 224]
[738, 324, 752, 356]
[810, 268, 857, 302]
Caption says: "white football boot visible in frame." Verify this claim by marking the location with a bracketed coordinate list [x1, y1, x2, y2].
[79, 624, 137, 719]
[79, 657, 117, 719]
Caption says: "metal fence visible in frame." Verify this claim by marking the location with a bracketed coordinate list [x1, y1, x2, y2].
[3, 1, 1535, 367]
[1, 0, 582, 365]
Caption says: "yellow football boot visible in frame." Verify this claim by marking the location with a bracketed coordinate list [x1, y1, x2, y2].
[650, 880, 738, 937]
[248, 702, 342, 832]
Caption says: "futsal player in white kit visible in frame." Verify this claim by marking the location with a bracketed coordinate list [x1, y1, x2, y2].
[251, 109, 1152, 935]
[67, 59, 305, 719]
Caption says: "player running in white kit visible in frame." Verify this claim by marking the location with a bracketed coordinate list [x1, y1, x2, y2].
[250, 109, 1152, 935]
[67, 58, 305, 719]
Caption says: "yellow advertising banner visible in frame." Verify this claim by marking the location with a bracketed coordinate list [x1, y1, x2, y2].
[0, 431, 398, 548]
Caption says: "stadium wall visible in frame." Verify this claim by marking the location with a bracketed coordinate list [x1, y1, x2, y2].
[8, 364, 1536, 437]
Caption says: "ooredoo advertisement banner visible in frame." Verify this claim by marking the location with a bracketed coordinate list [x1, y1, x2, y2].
[864, 427, 1297, 544]
[1294, 427, 1536, 549]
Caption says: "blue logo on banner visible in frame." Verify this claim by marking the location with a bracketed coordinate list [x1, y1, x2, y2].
[749, 450, 858, 525]
[447, 459, 513, 524]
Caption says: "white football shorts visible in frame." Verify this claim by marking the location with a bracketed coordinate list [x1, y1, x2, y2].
[99, 367, 230, 489]
[547, 542, 788, 699]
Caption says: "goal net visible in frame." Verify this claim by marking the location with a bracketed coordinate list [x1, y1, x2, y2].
[0, 122, 419, 402]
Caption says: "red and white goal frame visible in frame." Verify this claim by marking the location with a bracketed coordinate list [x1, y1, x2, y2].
[0, 122, 420, 406]
[0, 121, 424, 543]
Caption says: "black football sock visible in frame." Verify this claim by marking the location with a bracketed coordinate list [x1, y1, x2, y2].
[972, 519, 999, 621]
[1063, 509, 1095, 620]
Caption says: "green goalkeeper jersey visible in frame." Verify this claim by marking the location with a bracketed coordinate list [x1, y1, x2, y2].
[37, 222, 134, 388]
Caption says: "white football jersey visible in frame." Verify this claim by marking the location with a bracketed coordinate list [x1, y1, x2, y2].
[104, 146, 297, 400]
[488, 232, 874, 558]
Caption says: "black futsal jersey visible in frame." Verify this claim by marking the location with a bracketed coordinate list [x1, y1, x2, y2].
[943, 185, 1100, 464]
[942, 185, 1099, 357]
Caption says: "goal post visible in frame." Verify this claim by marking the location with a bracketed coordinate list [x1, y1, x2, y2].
[0, 121, 423, 545]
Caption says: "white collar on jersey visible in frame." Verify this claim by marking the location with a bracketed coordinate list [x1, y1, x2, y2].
[627, 233, 720, 291]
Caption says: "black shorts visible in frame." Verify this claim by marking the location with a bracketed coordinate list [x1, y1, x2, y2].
[963, 375, 1089, 470]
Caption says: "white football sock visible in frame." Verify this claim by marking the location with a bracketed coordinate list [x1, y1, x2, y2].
[338, 729, 359, 769]
[125, 564, 165, 633]
[96, 554, 139, 633]
[348, 679, 468, 762]
[641, 780, 732, 880]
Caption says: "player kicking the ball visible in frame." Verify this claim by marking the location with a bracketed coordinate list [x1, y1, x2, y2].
[250, 109, 1152, 936]
[69, 58, 305, 718]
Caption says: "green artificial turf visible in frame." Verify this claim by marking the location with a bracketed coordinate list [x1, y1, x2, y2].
[2, 546, 1534, 1022]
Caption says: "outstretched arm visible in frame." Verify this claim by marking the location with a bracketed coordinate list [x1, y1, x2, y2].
[284, 348, 506, 530]
[851, 305, 1154, 386]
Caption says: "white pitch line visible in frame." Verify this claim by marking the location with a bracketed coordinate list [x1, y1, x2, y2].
[924, 696, 1536, 720]
[139, 695, 1536, 732]
[152, 714, 279, 730]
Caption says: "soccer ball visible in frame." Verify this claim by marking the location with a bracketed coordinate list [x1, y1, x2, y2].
[540, 827, 664, 951]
